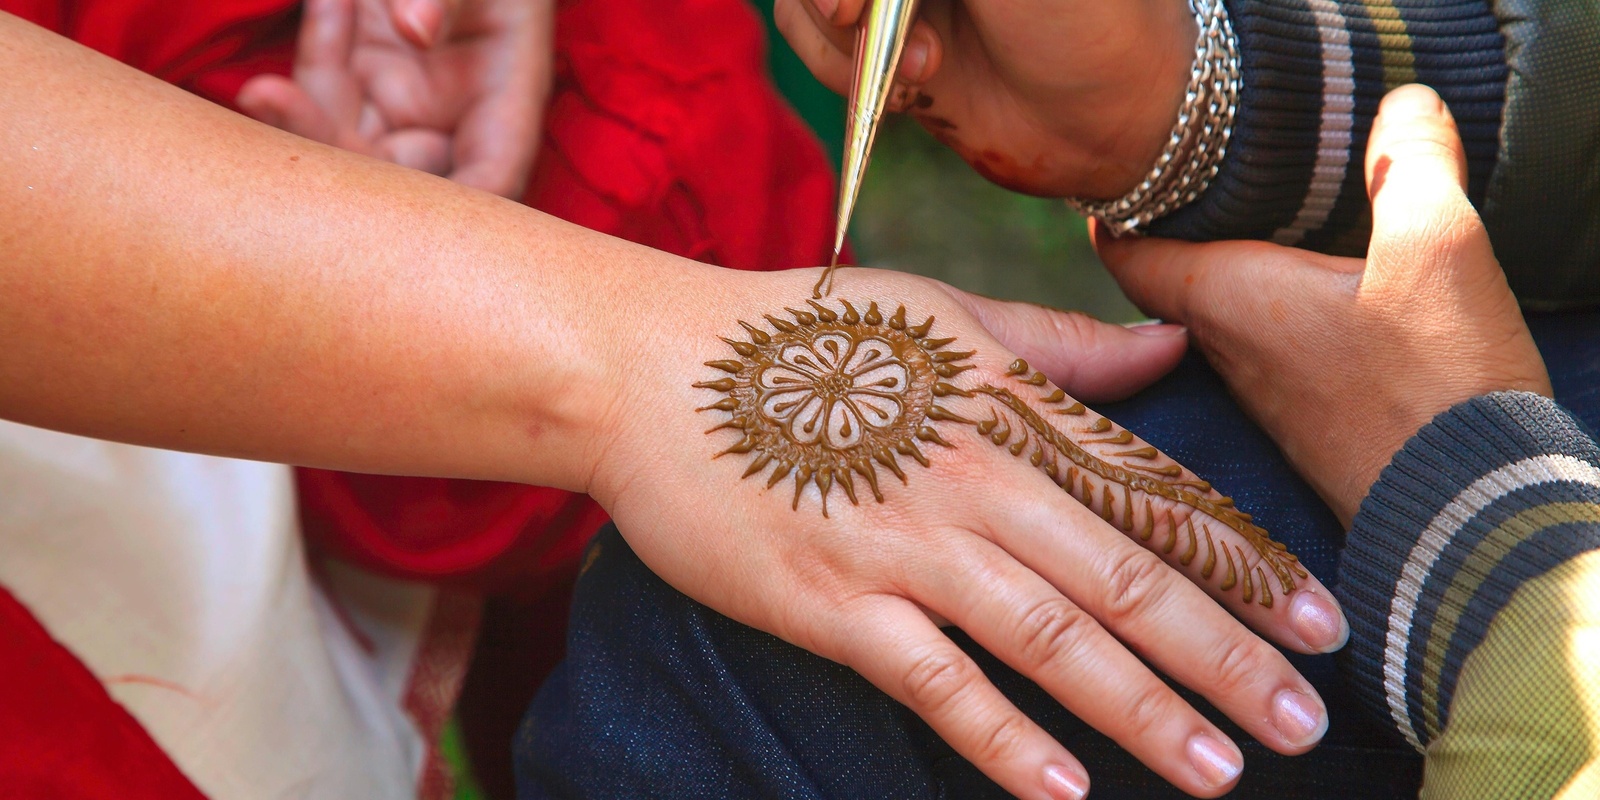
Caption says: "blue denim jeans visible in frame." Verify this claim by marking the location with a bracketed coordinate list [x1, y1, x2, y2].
[516, 311, 1599, 799]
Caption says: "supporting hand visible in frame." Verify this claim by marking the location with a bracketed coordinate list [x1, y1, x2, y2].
[773, 0, 1195, 199]
[236, 0, 552, 198]
[1097, 85, 1552, 525]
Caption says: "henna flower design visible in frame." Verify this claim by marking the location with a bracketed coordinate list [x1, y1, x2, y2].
[758, 332, 909, 449]
[695, 299, 1305, 606]
[695, 299, 970, 514]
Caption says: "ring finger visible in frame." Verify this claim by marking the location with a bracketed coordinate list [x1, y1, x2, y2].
[910, 532, 1247, 797]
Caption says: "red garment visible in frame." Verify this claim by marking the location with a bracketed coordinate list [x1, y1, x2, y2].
[0, 588, 207, 800]
[1, 0, 838, 795]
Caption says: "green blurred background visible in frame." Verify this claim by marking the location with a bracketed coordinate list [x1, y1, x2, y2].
[446, 8, 1141, 798]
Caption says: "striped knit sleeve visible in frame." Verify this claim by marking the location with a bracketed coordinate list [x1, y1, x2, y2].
[1146, 0, 1508, 256]
[1336, 392, 1600, 798]
[1479, 0, 1600, 309]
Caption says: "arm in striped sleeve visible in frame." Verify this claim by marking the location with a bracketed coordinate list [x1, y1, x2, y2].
[1146, 1, 1600, 308]
[1337, 391, 1600, 798]
[1147, 0, 1508, 255]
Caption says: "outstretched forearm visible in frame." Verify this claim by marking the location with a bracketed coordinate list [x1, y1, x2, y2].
[0, 11, 702, 489]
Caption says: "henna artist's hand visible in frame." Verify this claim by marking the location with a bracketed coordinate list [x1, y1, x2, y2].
[584, 267, 1347, 799]
[1097, 85, 1553, 526]
[773, 0, 1194, 198]
[236, 0, 551, 198]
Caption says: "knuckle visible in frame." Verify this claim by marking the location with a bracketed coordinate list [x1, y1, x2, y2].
[1051, 310, 1103, 353]
[1012, 597, 1094, 670]
[901, 647, 979, 714]
[1099, 548, 1174, 625]
[782, 541, 861, 600]
[972, 712, 1033, 766]
[1119, 682, 1178, 744]
[1206, 635, 1272, 698]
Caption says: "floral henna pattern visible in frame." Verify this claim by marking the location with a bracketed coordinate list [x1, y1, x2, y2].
[697, 299, 1306, 605]
[695, 299, 967, 515]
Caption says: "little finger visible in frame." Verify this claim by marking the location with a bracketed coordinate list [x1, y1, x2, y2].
[840, 596, 1092, 800]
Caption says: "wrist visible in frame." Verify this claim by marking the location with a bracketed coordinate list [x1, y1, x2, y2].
[1317, 377, 1555, 527]
[485, 221, 715, 494]
[1069, 0, 1236, 231]
[548, 248, 754, 506]
[1075, 4, 1196, 200]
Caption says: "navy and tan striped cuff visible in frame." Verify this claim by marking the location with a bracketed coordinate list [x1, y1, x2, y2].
[1336, 392, 1600, 752]
[1148, 0, 1507, 255]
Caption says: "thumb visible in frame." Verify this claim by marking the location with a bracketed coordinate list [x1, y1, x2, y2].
[949, 290, 1188, 404]
[392, 0, 461, 48]
[1364, 84, 1486, 282]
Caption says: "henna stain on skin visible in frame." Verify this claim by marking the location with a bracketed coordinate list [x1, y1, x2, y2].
[922, 125, 1056, 197]
[697, 299, 954, 516]
[697, 301, 1309, 605]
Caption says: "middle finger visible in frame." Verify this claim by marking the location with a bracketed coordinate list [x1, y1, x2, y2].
[910, 531, 1248, 796]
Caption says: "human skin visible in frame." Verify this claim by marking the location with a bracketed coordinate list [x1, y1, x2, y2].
[780, 2, 1552, 521]
[774, 0, 1195, 199]
[0, 12, 1344, 799]
[1096, 85, 1554, 526]
[236, 0, 551, 199]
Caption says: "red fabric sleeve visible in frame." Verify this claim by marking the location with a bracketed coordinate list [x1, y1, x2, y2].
[5, 0, 299, 105]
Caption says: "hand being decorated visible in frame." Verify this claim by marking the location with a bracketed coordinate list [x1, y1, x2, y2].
[586, 264, 1349, 799]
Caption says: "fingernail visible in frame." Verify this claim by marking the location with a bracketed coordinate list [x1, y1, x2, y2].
[1127, 322, 1186, 338]
[1290, 592, 1349, 653]
[1187, 733, 1242, 789]
[901, 39, 930, 83]
[1384, 85, 1447, 121]
[1043, 765, 1088, 800]
[401, 0, 440, 46]
[813, 0, 839, 21]
[1271, 689, 1328, 747]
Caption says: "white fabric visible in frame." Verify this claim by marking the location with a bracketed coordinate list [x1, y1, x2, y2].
[0, 421, 431, 798]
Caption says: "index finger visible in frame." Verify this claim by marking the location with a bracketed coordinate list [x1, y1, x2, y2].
[1094, 223, 1321, 325]
[774, 0, 857, 94]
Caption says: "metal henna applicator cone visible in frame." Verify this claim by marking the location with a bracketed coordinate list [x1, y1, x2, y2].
[816, 0, 922, 297]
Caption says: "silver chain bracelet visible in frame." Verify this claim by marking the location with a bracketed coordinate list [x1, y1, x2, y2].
[1066, 0, 1240, 234]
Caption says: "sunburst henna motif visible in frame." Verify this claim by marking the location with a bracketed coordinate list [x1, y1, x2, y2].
[695, 300, 969, 515]
[696, 301, 1307, 605]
